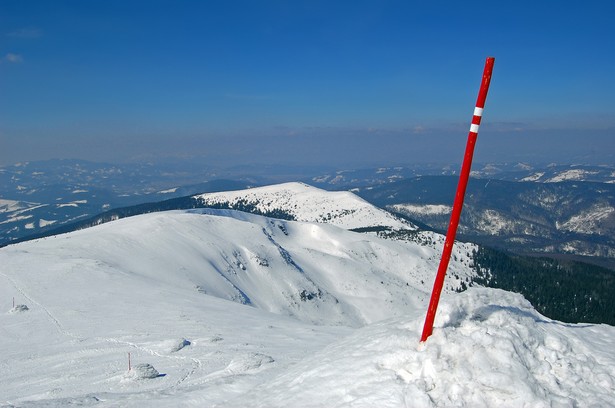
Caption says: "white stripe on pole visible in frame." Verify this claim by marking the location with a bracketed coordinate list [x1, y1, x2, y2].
[473, 107, 484, 116]
[470, 124, 480, 133]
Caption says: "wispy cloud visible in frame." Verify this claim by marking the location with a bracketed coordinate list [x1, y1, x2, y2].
[7, 27, 42, 39]
[412, 125, 426, 134]
[4, 53, 24, 63]
[223, 93, 272, 101]
[485, 121, 528, 132]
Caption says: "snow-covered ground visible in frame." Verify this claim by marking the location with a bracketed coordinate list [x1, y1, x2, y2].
[1, 189, 614, 407]
[557, 203, 615, 235]
[232, 288, 615, 408]
[0, 199, 47, 226]
[544, 169, 598, 183]
[391, 203, 452, 216]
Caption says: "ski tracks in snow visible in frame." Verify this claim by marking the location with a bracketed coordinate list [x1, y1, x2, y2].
[1, 270, 78, 341]
[101, 337, 203, 388]
[1, 270, 203, 391]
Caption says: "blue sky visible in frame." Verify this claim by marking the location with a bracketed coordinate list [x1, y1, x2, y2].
[1, 1, 614, 167]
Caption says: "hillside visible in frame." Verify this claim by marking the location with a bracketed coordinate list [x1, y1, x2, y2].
[1, 208, 472, 327]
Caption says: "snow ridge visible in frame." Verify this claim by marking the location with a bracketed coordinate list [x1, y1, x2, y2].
[194, 182, 416, 231]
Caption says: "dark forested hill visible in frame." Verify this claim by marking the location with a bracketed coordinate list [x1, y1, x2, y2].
[470, 246, 615, 325]
[355, 176, 615, 268]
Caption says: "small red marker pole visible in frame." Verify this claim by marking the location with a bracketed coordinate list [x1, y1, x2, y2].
[420, 57, 495, 343]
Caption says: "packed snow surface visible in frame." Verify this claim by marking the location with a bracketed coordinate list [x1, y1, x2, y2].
[233, 288, 615, 408]
[1, 201, 614, 406]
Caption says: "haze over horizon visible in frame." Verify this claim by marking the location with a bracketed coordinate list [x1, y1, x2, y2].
[1, 1, 613, 168]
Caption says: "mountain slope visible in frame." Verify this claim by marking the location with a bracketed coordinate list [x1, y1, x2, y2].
[1, 209, 470, 329]
[2, 206, 614, 406]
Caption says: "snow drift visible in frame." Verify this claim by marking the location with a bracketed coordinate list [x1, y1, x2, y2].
[232, 288, 615, 407]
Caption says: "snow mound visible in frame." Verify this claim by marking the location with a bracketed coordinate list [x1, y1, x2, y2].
[171, 338, 191, 352]
[9, 304, 29, 313]
[151, 338, 192, 353]
[125, 363, 161, 380]
[234, 288, 615, 407]
[226, 352, 275, 374]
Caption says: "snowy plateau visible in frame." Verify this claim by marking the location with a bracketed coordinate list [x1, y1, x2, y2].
[1, 183, 615, 407]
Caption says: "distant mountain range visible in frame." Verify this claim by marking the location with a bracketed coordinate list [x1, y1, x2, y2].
[353, 176, 615, 269]
[308, 162, 615, 188]
[0, 159, 253, 246]
[311, 162, 615, 272]
[3, 159, 614, 253]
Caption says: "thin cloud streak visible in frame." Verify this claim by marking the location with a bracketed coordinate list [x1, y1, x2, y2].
[7, 27, 42, 38]
[4, 53, 23, 63]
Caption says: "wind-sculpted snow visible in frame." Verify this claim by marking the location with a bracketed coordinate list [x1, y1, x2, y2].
[194, 182, 416, 231]
[232, 288, 615, 408]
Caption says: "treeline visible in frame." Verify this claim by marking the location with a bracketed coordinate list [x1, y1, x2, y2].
[196, 198, 296, 221]
[471, 246, 615, 325]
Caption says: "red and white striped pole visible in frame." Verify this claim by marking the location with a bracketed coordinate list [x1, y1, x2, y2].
[420, 57, 495, 343]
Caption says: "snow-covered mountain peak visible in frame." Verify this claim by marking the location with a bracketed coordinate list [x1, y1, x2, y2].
[194, 181, 416, 231]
